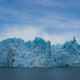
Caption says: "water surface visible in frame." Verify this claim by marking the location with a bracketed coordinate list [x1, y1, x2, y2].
[0, 68, 80, 80]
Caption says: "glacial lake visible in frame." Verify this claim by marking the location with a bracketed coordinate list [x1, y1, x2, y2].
[0, 68, 80, 80]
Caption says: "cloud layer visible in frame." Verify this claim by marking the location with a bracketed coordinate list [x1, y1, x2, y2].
[0, 0, 80, 43]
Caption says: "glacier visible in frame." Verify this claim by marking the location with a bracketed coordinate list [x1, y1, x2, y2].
[0, 37, 80, 67]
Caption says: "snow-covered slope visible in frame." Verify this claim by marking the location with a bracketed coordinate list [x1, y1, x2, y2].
[0, 37, 80, 67]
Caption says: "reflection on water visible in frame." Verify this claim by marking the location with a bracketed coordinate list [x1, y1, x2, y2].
[0, 68, 80, 80]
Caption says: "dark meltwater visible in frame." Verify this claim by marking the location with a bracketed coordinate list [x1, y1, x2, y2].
[0, 68, 80, 80]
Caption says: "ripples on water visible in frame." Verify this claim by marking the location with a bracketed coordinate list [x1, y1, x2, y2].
[0, 68, 80, 80]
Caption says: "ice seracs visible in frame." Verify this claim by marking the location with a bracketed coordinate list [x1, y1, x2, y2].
[0, 37, 80, 67]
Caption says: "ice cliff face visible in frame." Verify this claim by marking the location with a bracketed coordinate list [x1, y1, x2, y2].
[0, 37, 80, 67]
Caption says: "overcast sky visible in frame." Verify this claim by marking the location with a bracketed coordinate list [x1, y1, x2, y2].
[0, 0, 80, 44]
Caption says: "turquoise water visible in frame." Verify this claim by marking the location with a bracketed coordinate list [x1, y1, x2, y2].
[0, 68, 80, 80]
